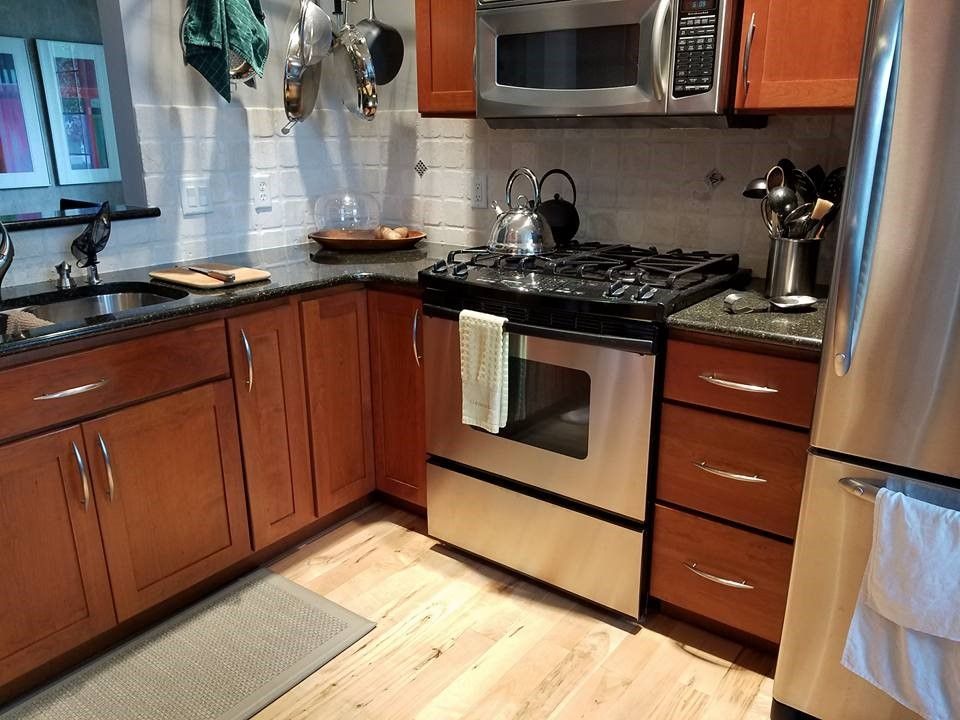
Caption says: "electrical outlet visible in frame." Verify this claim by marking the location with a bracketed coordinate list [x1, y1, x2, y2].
[180, 176, 212, 216]
[471, 174, 488, 209]
[253, 173, 272, 211]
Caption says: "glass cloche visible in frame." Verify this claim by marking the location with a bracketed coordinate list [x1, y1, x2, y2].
[314, 192, 380, 231]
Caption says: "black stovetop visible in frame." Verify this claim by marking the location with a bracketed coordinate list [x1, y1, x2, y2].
[419, 242, 751, 323]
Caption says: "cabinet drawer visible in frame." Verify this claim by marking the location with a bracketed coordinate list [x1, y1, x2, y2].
[664, 339, 818, 428]
[658, 403, 806, 537]
[0, 321, 229, 442]
[651, 504, 793, 644]
[428, 464, 644, 618]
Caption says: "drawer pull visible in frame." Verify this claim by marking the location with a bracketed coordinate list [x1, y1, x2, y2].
[71, 441, 91, 510]
[683, 561, 755, 590]
[34, 378, 109, 401]
[693, 461, 766, 484]
[697, 374, 778, 394]
[240, 329, 254, 392]
[97, 432, 116, 502]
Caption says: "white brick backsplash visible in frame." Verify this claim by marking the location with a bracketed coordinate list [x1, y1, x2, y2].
[7, 106, 851, 287]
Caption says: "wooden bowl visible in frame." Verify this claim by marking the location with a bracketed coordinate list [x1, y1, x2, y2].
[308, 228, 426, 252]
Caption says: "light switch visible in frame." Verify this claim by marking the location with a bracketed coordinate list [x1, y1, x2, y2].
[180, 176, 213, 216]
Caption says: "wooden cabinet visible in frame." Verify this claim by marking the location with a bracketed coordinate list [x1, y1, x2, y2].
[301, 291, 376, 514]
[651, 504, 794, 645]
[83, 382, 250, 621]
[735, 0, 870, 111]
[415, 0, 476, 116]
[0, 427, 116, 687]
[228, 304, 316, 549]
[368, 291, 427, 508]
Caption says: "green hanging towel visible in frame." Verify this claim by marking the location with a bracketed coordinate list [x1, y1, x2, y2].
[182, 0, 269, 102]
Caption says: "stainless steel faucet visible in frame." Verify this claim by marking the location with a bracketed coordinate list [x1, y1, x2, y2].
[0, 221, 13, 298]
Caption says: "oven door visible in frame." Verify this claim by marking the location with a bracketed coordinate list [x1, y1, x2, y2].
[424, 315, 656, 521]
[476, 0, 671, 118]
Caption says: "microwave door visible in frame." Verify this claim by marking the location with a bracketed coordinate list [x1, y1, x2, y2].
[476, 0, 669, 118]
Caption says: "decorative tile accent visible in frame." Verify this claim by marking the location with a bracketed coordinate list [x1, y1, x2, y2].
[415, 160, 428, 177]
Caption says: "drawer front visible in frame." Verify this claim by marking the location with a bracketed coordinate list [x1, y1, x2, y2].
[664, 339, 819, 428]
[0, 321, 229, 442]
[657, 403, 807, 537]
[428, 464, 644, 618]
[651, 504, 793, 644]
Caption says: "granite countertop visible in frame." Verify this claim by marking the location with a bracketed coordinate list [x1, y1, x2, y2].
[668, 287, 827, 351]
[0, 242, 453, 358]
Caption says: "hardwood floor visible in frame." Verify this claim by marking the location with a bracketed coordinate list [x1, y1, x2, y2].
[258, 505, 775, 720]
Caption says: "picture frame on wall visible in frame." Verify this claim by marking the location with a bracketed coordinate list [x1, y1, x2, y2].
[36, 39, 121, 185]
[0, 36, 50, 189]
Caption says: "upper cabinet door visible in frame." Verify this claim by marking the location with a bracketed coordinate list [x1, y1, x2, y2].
[0, 427, 116, 687]
[735, 0, 869, 111]
[228, 303, 316, 550]
[368, 291, 427, 508]
[301, 291, 376, 514]
[416, 0, 476, 116]
[83, 382, 250, 621]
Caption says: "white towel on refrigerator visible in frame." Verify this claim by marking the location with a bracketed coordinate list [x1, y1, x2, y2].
[459, 309, 508, 433]
[842, 488, 960, 720]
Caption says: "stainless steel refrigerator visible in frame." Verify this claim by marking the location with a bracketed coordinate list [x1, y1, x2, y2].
[772, 0, 960, 718]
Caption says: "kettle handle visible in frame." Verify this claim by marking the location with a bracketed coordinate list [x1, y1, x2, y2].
[506, 168, 541, 210]
[539, 169, 577, 206]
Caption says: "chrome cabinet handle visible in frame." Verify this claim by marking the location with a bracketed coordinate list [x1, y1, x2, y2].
[72, 441, 91, 510]
[651, 0, 672, 101]
[693, 461, 766, 484]
[697, 373, 778, 394]
[742, 11, 756, 98]
[97, 432, 116, 501]
[240, 329, 253, 392]
[34, 378, 108, 401]
[683, 561, 755, 590]
[831, 0, 904, 377]
[412, 307, 422, 368]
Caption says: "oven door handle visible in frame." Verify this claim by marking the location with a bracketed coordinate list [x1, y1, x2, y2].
[423, 304, 657, 355]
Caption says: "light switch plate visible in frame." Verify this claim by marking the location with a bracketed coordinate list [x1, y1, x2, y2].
[180, 176, 212, 216]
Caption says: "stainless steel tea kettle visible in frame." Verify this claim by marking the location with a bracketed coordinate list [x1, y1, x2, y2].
[488, 168, 555, 256]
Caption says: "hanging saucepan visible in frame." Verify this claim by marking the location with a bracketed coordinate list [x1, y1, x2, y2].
[281, 0, 329, 134]
[537, 169, 579, 246]
[332, 1, 378, 120]
[356, 0, 404, 85]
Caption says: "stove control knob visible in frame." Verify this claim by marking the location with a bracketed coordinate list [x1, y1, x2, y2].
[452, 263, 469, 277]
[604, 280, 628, 299]
[431, 260, 448, 274]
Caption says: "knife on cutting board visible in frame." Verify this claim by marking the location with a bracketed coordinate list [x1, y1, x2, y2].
[186, 266, 236, 283]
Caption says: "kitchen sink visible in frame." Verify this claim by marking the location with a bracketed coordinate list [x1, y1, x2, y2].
[0, 282, 188, 327]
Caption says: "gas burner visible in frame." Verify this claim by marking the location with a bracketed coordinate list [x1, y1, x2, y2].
[422, 241, 750, 322]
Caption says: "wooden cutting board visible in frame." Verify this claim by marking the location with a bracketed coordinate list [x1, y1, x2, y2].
[149, 263, 271, 289]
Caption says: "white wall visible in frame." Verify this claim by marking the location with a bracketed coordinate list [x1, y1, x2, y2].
[5, 0, 851, 287]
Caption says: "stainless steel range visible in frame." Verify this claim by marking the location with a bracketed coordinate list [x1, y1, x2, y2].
[419, 242, 749, 618]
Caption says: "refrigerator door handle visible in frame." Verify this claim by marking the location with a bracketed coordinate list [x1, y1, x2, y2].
[831, 0, 904, 377]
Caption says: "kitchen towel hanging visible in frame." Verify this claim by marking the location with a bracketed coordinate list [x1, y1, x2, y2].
[181, 0, 269, 102]
[842, 488, 960, 720]
[459, 310, 508, 434]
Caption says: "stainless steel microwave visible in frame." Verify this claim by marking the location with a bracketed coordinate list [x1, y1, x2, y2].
[476, 0, 736, 120]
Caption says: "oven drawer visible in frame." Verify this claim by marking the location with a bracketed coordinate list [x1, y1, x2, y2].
[657, 403, 807, 537]
[664, 339, 819, 428]
[427, 463, 644, 618]
[651, 504, 793, 644]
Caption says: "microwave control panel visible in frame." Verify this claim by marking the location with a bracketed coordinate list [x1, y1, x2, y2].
[673, 0, 718, 98]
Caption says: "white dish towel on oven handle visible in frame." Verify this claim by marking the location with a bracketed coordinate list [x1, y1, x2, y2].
[842, 488, 960, 720]
[459, 309, 508, 433]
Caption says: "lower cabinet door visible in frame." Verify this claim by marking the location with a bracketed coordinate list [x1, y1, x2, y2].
[0, 427, 116, 687]
[83, 382, 251, 621]
[229, 304, 316, 549]
[301, 291, 376, 514]
[368, 291, 426, 507]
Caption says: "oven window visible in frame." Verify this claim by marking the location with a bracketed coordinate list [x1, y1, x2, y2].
[496, 25, 641, 90]
[485, 357, 590, 459]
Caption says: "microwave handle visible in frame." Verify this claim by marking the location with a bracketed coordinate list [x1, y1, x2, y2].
[651, 0, 673, 101]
